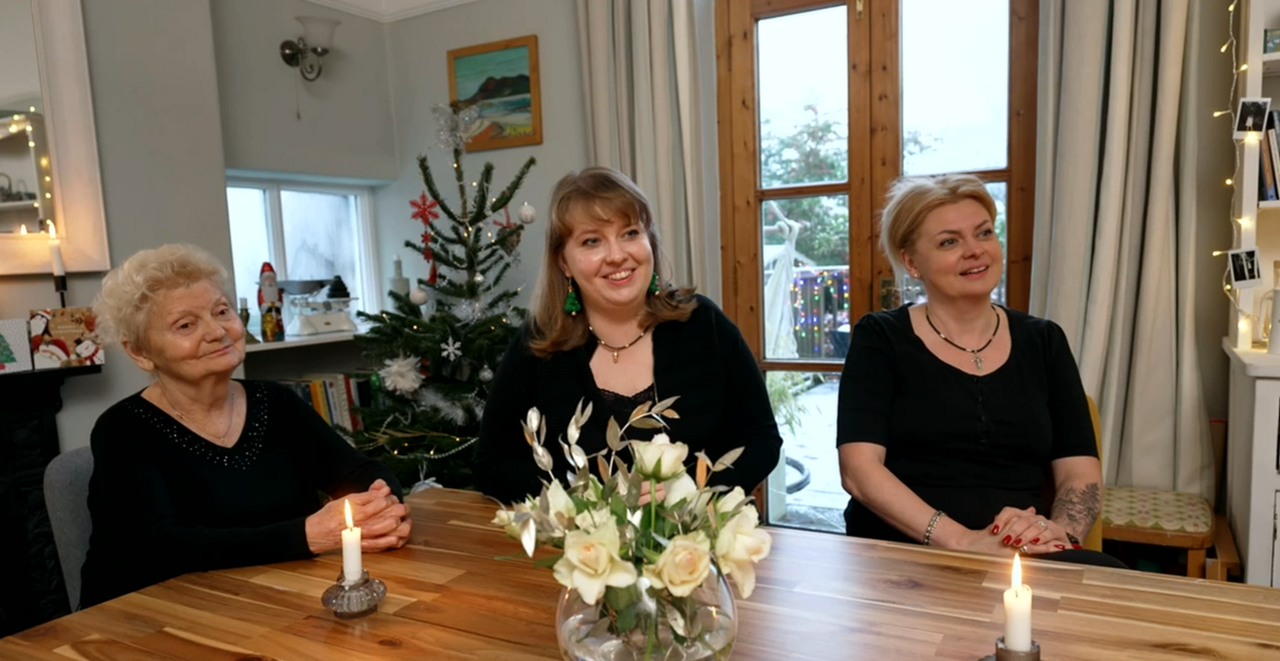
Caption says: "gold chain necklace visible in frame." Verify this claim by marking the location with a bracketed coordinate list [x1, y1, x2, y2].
[588, 325, 647, 363]
[161, 386, 237, 445]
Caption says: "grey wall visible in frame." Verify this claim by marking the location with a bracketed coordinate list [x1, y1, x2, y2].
[212, 0, 398, 182]
[375, 0, 586, 303]
[0, 0, 231, 451]
[1189, 0, 1234, 422]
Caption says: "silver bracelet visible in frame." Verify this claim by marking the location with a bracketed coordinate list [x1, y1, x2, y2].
[923, 510, 946, 546]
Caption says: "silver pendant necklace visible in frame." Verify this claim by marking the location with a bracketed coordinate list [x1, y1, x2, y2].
[924, 304, 1000, 372]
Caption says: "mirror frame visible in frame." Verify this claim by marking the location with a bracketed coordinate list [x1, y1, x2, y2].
[0, 0, 108, 275]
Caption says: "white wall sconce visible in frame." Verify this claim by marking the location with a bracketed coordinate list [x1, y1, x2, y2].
[279, 16, 340, 81]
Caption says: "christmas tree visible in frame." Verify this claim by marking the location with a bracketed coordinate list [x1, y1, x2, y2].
[0, 332, 14, 367]
[352, 103, 536, 491]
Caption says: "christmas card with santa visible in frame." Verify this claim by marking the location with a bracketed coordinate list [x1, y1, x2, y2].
[30, 308, 105, 370]
[0, 318, 33, 373]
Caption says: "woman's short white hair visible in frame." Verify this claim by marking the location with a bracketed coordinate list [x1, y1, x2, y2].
[93, 243, 229, 350]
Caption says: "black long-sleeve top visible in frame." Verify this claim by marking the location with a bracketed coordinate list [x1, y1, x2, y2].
[79, 380, 400, 609]
[837, 305, 1097, 542]
[476, 295, 783, 503]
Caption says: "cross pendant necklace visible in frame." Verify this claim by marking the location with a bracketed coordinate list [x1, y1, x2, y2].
[589, 325, 648, 363]
[924, 304, 1000, 373]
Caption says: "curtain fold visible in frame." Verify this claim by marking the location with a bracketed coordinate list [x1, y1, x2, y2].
[1032, 0, 1212, 500]
[576, 0, 715, 290]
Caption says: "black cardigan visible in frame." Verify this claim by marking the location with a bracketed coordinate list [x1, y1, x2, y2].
[475, 295, 782, 503]
[79, 380, 400, 608]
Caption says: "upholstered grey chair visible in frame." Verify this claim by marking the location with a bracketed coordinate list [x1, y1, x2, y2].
[43, 446, 93, 611]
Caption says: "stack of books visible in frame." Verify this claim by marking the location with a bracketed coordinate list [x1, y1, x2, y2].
[1259, 110, 1280, 202]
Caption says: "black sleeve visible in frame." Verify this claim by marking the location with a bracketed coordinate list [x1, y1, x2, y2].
[705, 303, 782, 491]
[836, 313, 897, 447]
[474, 328, 545, 503]
[1042, 321, 1097, 460]
[274, 383, 403, 499]
[88, 415, 312, 575]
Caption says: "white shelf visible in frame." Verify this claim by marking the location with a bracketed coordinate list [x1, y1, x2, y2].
[1259, 200, 1280, 210]
[244, 322, 369, 354]
[1222, 336, 1280, 378]
[1264, 51, 1280, 78]
[0, 200, 39, 211]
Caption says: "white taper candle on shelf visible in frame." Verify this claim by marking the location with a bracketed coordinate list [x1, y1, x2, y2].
[341, 499, 362, 586]
[1003, 554, 1033, 652]
[47, 221, 65, 276]
[1238, 314, 1254, 351]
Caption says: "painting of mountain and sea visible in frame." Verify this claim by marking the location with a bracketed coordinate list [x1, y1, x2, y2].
[447, 35, 542, 151]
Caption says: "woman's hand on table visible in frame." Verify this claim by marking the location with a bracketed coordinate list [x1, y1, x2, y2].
[988, 506, 1072, 555]
[304, 479, 411, 553]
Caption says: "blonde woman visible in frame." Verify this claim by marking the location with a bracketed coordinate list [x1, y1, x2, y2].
[80, 244, 409, 608]
[837, 175, 1119, 567]
[475, 167, 782, 503]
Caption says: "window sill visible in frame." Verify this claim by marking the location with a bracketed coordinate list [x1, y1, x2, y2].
[244, 322, 370, 354]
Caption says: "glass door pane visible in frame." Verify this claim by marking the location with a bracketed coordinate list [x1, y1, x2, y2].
[761, 196, 851, 361]
[901, 0, 1009, 175]
[758, 6, 848, 187]
[279, 190, 364, 306]
[763, 371, 844, 533]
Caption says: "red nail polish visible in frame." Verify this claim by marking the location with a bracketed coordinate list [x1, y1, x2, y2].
[1071, 544, 1083, 550]
[1031, 538, 1040, 545]
[1014, 538, 1022, 546]
[1002, 535, 1012, 545]
[1055, 544, 1066, 550]
[992, 525, 1000, 534]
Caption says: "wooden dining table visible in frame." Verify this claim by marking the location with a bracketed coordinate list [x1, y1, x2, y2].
[3, 488, 1278, 660]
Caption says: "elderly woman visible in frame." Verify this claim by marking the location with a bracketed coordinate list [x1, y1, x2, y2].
[79, 244, 410, 609]
[475, 167, 782, 503]
[838, 175, 1117, 566]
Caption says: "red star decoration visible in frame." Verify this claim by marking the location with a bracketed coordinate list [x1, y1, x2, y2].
[411, 193, 439, 225]
[421, 231, 433, 261]
[492, 206, 517, 230]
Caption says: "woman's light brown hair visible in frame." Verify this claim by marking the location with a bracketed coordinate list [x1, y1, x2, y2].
[528, 167, 696, 357]
[879, 173, 998, 276]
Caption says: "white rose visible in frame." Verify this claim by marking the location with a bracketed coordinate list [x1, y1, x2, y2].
[631, 433, 689, 480]
[643, 531, 712, 598]
[716, 487, 746, 514]
[663, 473, 699, 507]
[714, 506, 772, 599]
[547, 480, 577, 533]
[574, 507, 613, 532]
[552, 519, 638, 605]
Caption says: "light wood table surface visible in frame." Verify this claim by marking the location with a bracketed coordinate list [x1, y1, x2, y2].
[3, 488, 1278, 660]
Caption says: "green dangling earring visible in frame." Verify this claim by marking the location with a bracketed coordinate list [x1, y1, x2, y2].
[649, 271, 660, 295]
[564, 278, 582, 316]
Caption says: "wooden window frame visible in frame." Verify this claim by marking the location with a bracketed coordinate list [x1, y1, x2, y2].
[716, 0, 1038, 370]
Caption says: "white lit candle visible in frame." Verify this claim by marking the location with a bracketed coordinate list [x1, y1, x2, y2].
[341, 499, 362, 586]
[1238, 314, 1254, 351]
[47, 221, 65, 276]
[1003, 554, 1033, 652]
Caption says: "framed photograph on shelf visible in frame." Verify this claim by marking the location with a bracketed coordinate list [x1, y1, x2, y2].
[1229, 248, 1263, 290]
[1235, 97, 1270, 138]
[447, 35, 542, 152]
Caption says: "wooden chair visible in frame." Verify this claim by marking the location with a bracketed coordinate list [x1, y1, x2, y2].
[1082, 396, 1103, 552]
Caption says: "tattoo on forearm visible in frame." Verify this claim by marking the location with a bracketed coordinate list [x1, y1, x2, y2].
[1051, 483, 1101, 540]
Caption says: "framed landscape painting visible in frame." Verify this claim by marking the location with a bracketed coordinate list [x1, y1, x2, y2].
[447, 35, 542, 152]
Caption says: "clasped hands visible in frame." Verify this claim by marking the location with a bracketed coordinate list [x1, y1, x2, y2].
[962, 506, 1073, 557]
[305, 479, 412, 554]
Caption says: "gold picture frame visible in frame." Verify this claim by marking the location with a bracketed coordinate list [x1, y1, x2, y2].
[447, 35, 542, 152]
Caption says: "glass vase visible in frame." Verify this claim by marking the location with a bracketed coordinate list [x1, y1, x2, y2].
[556, 563, 737, 661]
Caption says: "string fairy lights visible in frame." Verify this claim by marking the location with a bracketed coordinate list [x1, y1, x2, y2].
[1217, 0, 1258, 346]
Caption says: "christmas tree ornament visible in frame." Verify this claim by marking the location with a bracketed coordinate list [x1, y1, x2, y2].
[479, 366, 494, 382]
[518, 202, 536, 224]
[409, 286, 430, 306]
[474, 273, 485, 283]
[649, 271, 661, 294]
[432, 103, 480, 151]
[564, 279, 582, 316]
[440, 337, 463, 361]
[427, 260, 439, 285]
[378, 356, 424, 396]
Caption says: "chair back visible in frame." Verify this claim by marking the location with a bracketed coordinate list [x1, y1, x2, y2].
[43, 446, 94, 611]
[1084, 395, 1104, 552]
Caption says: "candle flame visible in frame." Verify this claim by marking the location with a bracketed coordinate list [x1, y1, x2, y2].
[19, 224, 27, 235]
[1012, 553, 1022, 589]
[47, 221, 57, 240]
[344, 499, 354, 529]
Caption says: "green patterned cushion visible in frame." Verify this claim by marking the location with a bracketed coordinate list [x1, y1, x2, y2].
[1102, 486, 1212, 533]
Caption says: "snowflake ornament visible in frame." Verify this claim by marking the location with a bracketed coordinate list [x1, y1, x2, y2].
[440, 337, 463, 361]
[379, 355, 424, 396]
[411, 193, 440, 224]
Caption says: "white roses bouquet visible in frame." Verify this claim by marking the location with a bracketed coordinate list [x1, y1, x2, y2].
[492, 397, 771, 660]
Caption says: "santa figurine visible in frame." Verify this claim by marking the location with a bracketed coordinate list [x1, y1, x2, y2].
[258, 262, 284, 342]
